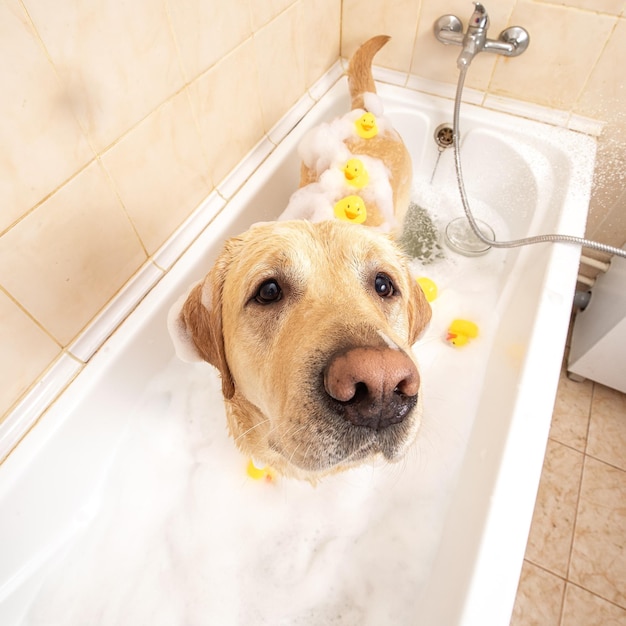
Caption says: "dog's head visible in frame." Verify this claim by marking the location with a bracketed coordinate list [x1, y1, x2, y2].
[168, 220, 431, 481]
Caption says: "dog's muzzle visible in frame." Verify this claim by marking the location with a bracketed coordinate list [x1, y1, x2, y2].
[323, 346, 419, 431]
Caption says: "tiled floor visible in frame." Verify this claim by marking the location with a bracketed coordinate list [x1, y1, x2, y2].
[510, 366, 626, 625]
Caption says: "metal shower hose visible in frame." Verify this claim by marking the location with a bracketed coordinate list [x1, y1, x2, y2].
[452, 67, 626, 260]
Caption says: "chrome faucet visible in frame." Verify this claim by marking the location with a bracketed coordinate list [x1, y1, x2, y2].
[434, 2, 529, 70]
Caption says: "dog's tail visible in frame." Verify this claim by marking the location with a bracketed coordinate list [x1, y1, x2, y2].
[347, 35, 390, 110]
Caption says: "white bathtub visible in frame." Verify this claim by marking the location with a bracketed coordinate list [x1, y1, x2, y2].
[0, 67, 595, 625]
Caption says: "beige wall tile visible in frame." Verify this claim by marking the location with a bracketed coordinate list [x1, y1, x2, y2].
[586, 186, 626, 253]
[250, 0, 297, 31]
[587, 384, 626, 471]
[562, 584, 626, 625]
[590, 128, 624, 250]
[0, 290, 61, 418]
[542, 0, 626, 17]
[0, 162, 146, 346]
[297, 0, 341, 88]
[342, 0, 421, 74]
[101, 91, 213, 255]
[168, 0, 252, 82]
[576, 18, 626, 126]
[510, 560, 565, 626]
[24, 0, 184, 152]
[410, 0, 516, 90]
[490, 0, 615, 109]
[253, 4, 306, 131]
[570, 457, 626, 607]
[525, 440, 584, 577]
[0, 0, 93, 233]
[187, 40, 264, 187]
[577, 19, 626, 248]
[549, 369, 593, 452]
[586, 140, 626, 240]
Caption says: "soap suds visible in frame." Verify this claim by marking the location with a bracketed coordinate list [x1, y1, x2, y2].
[279, 108, 397, 230]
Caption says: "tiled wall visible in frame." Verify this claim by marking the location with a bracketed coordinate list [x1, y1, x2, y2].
[1, 0, 624, 425]
[0, 0, 340, 422]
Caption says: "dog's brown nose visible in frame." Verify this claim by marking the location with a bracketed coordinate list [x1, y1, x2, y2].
[323, 347, 420, 430]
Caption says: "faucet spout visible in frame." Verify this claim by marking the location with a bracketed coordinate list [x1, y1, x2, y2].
[468, 2, 489, 31]
[457, 2, 489, 69]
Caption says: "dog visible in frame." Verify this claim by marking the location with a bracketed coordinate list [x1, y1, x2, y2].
[168, 37, 431, 481]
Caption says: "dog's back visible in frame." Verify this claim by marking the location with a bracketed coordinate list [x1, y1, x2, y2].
[292, 35, 412, 230]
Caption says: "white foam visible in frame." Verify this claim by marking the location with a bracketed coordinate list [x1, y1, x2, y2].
[20, 322, 493, 625]
[280, 108, 397, 229]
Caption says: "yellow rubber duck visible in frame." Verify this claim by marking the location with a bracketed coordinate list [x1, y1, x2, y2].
[355, 112, 378, 139]
[416, 277, 438, 303]
[246, 458, 276, 482]
[343, 158, 369, 188]
[446, 319, 479, 347]
[334, 195, 367, 223]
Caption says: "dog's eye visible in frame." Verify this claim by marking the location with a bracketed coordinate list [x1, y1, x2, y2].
[374, 273, 395, 298]
[254, 279, 282, 304]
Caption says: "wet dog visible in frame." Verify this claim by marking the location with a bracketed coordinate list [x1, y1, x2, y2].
[168, 37, 430, 481]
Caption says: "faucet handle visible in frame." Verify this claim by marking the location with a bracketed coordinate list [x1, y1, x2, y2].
[469, 2, 489, 30]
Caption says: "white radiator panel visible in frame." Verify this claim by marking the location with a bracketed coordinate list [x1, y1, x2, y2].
[568, 246, 626, 392]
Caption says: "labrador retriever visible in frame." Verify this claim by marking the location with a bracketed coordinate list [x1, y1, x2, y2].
[169, 37, 431, 481]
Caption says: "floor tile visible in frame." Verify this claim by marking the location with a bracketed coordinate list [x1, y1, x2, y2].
[510, 561, 564, 626]
[569, 457, 626, 608]
[525, 440, 584, 577]
[549, 369, 593, 452]
[561, 583, 626, 626]
[586, 384, 626, 471]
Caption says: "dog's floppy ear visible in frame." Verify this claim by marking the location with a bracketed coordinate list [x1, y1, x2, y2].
[167, 274, 236, 400]
[406, 270, 432, 345]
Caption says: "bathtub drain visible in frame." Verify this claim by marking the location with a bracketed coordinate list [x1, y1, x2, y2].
[434, 124, 454, 149]
[430, 124, 455, 184]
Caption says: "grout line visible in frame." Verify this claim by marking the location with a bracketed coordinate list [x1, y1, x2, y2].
[560, 451, 585, 624]
[561, 380, 594, 590]
[0, 285, 62, 349]
[565, 580, 626, 614]
[162, 0, 218, 198]
[546, 434, 585, 455]
[338, 0, 343, 57]
[523, 557, 568, 583]
[97, 159, 150, 258]
[163, 0, 191, 85]
[583, 452, 626, 474]
[583, 382, 595, 456]
[0, 155, 97, 238]
[483, 0, 516, 98]
[533, 1, 625, 18]
[406, 3, 422, 84]
[571, 17, 619, 118]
